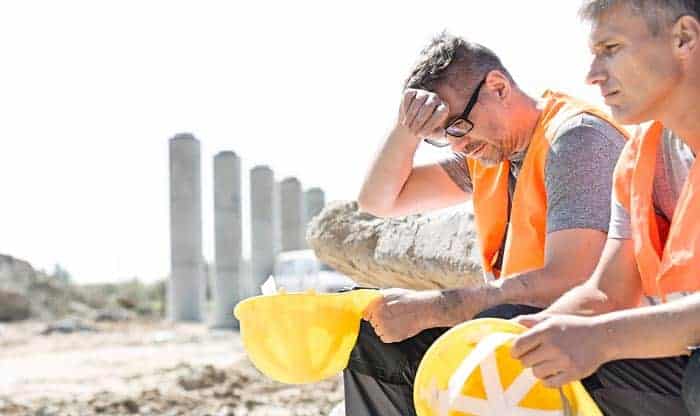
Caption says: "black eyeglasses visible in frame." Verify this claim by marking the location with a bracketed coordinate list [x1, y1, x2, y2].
[424, 77, 486, 148]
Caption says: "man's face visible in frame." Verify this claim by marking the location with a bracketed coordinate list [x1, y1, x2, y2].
[586, 4, 682, 124]
[434, 79, 513, 166]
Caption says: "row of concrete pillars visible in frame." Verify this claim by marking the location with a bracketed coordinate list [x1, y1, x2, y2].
[168, 133, 325, 327]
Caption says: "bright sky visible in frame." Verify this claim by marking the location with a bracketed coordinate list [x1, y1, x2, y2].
[0, 1, 605, 283]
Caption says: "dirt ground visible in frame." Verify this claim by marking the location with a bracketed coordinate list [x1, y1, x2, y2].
[0, 320, 343, 416]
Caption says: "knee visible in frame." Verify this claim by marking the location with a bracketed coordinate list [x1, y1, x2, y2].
[347, 321, 401, 368]
[346, 321, 412, 384]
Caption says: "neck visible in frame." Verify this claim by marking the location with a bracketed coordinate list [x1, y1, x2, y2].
[659, 70, 700, 154]
[510, 91, 542, 155]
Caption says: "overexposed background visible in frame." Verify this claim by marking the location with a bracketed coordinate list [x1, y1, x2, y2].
[0, 1, 602, 283]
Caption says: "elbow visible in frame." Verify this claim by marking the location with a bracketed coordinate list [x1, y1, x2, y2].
[357, 185, 402, 218]
[531, 266, 592, 307]
[357, 196, 394, 218]
[577, 282, 622, 314]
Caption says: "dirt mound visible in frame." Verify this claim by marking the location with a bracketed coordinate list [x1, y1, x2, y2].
[0, 254, 165, 322]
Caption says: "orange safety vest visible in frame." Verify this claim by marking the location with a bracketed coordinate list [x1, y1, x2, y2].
[468, 91, 629, 278]
[613, 121, 700, 300]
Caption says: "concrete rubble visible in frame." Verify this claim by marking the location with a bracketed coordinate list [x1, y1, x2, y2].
[307, 201, 484, 290]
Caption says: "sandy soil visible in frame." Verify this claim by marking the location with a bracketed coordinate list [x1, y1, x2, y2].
[0, 320, 343, 415]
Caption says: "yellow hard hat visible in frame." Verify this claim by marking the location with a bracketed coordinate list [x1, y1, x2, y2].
[414, 318, 602, 416]
[233, 289, 379, 384]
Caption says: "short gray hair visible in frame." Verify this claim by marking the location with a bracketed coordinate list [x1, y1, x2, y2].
[404, 31, 513, 94]
[579, 0, 700, 35]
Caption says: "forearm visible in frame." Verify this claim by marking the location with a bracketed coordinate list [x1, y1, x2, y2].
[600, 293, 700, 361]
[544, 238, 641, 317]
[487, 267, 590, 309]
[428, 267, 590, 327]
[542, 281, 618, 316]
[357, 124, 421, 216]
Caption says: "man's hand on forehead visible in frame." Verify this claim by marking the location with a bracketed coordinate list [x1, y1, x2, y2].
[399, 88, 450, 140]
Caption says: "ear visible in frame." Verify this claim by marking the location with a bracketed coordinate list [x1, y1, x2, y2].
[485, 70, 512, 103]
[672, 15, 700, 61]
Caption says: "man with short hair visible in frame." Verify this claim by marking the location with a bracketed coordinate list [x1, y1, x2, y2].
[344, 32, 629, 415]
[511, 1, 700, 414]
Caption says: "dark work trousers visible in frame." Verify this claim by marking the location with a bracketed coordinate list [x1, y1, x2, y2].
[343, 304, 542, 416]
[583, 350, 699, 416]
[343, 304, 700, 416]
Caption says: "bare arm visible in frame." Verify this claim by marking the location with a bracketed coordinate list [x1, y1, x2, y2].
[600, 293, 700, 360]
[433, 228, 610, 327]
[364, 228, 612, 343]
[358, 89, 470, 217]
[511, 239, 697, 387]
[539, 237, 643, 317]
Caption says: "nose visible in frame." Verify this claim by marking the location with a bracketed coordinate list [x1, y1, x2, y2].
[586, 56, 607, 86]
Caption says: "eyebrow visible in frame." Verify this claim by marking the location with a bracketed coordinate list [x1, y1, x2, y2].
[590, 34, 618, 51]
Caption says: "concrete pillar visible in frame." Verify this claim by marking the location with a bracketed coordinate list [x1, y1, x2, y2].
[248, 165, 275, 299]
[303, 187, 325, 248]
[272, 181, 282, 257]
[279, 177, 305, 252]
[168, 133, 203, 321]
[304, 187, 326, 224]
[212, 151, 241, 328]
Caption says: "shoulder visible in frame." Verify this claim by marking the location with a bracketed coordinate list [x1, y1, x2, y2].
[551, 113, 626, 150]
[546, 114, 625, 172]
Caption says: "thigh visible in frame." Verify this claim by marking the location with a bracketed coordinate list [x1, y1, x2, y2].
[344, 367, 416, 416]
[344, 322, 449, 416]
[347, 303, 542, 385]
[344, 303, 545, 416]
[683, 349, 700, 415]
[588, 356, 690, 416]
[347, 320, 449, 385]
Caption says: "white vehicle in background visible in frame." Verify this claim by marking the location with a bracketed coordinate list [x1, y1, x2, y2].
[273, 249, 356, 293]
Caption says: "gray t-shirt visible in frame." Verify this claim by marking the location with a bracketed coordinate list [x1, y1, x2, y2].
[440, 114, 626, 239]
[608, 129, 696, 239]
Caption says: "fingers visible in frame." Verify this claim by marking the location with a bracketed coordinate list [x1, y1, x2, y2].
[530, 359, 563, 381]
[400, 89, 448, 137]
[404, 92, 428, 128]
[362, 296, 382, 321]
[511, 330, 544, 360]
[432, 102, 449, 130]
[541, 371, 574, 389]
[518, 342, 555, 369]
[400, 90, 417, 121]
[423, 103, 449, 139]
[410, 94, 439, 131]
[513, 313, 550, 329]
[515, 338, 571, 386]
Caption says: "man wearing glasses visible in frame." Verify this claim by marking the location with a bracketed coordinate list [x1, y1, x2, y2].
[344, 32, 628, 415]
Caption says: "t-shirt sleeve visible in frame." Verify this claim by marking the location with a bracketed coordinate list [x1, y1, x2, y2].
[607, 196, 633, 240]
[545, 114, 627, 234]
[438, 152, 473, 193]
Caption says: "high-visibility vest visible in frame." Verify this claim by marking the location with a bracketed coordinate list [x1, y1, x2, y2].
[469, 91, 629, 278]
[613, 121, 700, 300]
